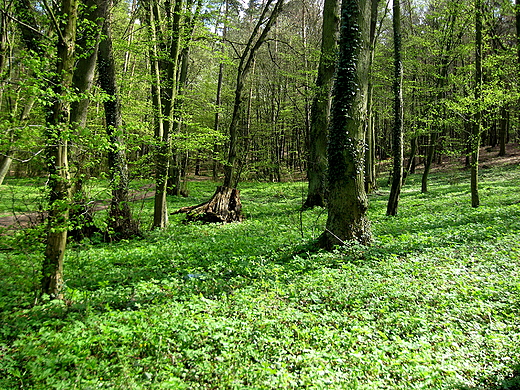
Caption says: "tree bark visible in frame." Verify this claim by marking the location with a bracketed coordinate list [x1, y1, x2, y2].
[145, 0, 185, 228]
[67, 0, 105, 240]
[97, 0, 140, 240]
[498, 106, 507, 156]
[319, 0, 372, 249]
[41, 0, 78, 299]
[386, 0, 403, 216]
[179, 0, 284, 224]
[364, 0, 380, 194]
[303, 0, 340, 208]
[421, 132, 437, 193]
[222, 0, 284, 189]
[471, 0, 482, 208]
[174, 186, 242, 223]
[168, 0, 201, 196]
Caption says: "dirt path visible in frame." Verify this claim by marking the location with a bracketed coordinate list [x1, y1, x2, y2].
[1, 144, 519, 231]
[0, 185, 156, 232]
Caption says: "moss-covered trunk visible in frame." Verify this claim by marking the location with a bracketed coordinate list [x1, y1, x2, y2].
[41, 0, 78, 298]
[320, 0, 372, 249]
[98, 0, 140, 240]
[303, 0, 339, 209]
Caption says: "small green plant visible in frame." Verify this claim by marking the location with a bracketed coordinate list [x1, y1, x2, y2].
[1, 164, 520, 389]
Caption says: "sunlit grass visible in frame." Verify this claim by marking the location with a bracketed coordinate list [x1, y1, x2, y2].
[1, 163, 519, 389]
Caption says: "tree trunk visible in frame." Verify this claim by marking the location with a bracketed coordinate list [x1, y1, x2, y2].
[68, 0, 105, 240]
[319, 0, 372, 249]
[145, 0, 185, 228]
[167, 0, 200, 196]
[180, 0, 284, 223]
[98, 0, 140, 240]
[471, 0, 482, 208]
[404, 136, 418, 181]
[41, 0, 78, 299]
[303, 0, 340, 208]
[212, 1, 228, 182]
[386, 0, 403, 216]
[223, 0, 284, 189]
[174, 186, 242, 223]
[364, 0, 380, 194]
[421, 132, 437, 193]
[0, 154, 13, 185]
[498, 106, 507, 156]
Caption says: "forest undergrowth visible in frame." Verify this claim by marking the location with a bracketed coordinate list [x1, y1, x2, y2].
[0, 161, 519, 389]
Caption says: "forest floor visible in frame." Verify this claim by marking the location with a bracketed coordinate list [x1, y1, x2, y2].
[0, 183, 156, 231]
[1, 143, 519, 232]
[1, 152, 520, 389]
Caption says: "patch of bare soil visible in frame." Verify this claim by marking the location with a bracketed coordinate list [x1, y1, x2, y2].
[0, 184, 156, 233]
[430, 143, 520, 172]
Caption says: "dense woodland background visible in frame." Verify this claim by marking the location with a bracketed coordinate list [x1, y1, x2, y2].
[1, 0, 518, 187]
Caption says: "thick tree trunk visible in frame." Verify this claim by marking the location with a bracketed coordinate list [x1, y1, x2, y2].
[98, 1, 140, 240]
[386, 0, 403, 216]
[41, 0, 78, 299]
[319, 0, 372, 249]
[303, 0, 339, 208]
[68, 0, 105, 240]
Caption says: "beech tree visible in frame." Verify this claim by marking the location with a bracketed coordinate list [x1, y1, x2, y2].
[319, 0, 372, 249]
[471, 0, 482, 207]
[41, 0, 78, 298]
[176, 0, 285, 223]
[144, 0, 185, 228]
[303, 0, 340, 209]
[97, 0, 140, 239]
[386, 0, 403, 216]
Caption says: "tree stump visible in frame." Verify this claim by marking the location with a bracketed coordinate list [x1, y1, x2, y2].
[174, 186, 243, 223]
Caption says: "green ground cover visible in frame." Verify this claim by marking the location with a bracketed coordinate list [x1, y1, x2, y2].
[1, 164, 519, 389]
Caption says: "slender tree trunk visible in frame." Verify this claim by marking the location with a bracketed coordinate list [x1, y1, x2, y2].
[0, 154, 13, 185]
[0, 13, 11, 185]
[498, 106, 507, 156]
[404, 136, 418, 180]
[516, 0, 520, 142]
[303, 0, 340, 208]
[212, 1, 228, 181]
[386, 0, 403, 216]
[319, 0, 372, 249]
[176, 0, 284, 223]
[223, 0, 284, 189]
[41, 0, 78, 299]
[421, 132, 437, 193]
[471, 0, 482, 208]
[144, 0, 166, 226]
[168, 0, 200, 196]
[97, 0, 140, 239]
[364, 0, 380, 194]
[145, 0, 184, 229]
